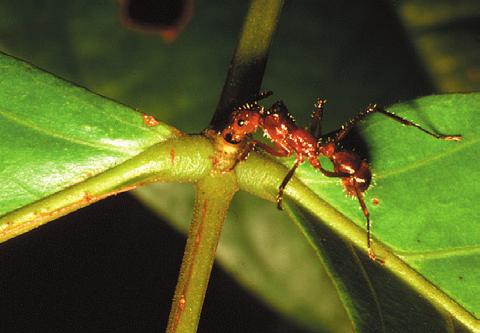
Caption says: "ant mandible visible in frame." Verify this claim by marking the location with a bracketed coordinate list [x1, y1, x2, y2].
[221, 91, 462, 263]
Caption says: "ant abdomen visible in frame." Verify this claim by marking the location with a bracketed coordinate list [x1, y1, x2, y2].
[341, 159, 372, 195]
[329, 150, 372, 195]
[331, 151, 361, 175]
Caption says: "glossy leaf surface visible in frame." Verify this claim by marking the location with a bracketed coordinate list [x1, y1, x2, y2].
[0, 52, 178, 218]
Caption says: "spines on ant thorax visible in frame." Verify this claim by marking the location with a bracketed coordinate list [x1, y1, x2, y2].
[237, 102, 256, 111]
[265, 100, 296, 124]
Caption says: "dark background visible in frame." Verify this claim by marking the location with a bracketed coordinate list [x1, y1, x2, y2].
[0, 194, 310, 332]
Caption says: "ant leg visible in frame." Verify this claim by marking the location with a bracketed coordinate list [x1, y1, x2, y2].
[351, 178, 384, 264]
[252, 90, 274, 103]
[319, 168, 350, 178]
[277, 159, 301, 210]
[230, 139, 290, 170]
[251, 140, 291, 158]
[225, 141, 256, 172]
[309, 157, 350, 179]
[309, 98, 327, 139]
[336, 104, 462, 142]
[249, 140, 297, 210]
[226, 139, 289, 173]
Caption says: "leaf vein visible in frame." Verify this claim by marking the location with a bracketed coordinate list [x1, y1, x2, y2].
[375, 139, 477, 180]
[397, 245, 480, 260]
[0, 106, 136, 155]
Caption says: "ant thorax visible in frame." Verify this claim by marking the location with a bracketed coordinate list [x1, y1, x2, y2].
[262, 113, 293, 142]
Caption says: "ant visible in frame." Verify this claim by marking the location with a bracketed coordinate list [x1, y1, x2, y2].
[222, 91, 462, 263]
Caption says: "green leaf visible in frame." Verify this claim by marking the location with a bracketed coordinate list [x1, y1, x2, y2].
[0, 51, 179, 218]
[237, 93, 480, 331]
[0, 52, 215, 242]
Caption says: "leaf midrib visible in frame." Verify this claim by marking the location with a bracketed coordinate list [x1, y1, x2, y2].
[374, 138, 476, 181]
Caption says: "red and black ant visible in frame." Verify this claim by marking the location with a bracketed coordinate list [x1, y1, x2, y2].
[222, 91, 462, 263]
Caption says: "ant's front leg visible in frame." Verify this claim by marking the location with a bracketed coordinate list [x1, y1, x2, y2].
[224, 140, 256, 172]
[249, 140, 296, 210]
[228, 139, 291, 171]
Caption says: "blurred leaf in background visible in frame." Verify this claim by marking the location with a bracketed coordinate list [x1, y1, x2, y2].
[395, 0, 480, 91]
[0, 0, 478, 332]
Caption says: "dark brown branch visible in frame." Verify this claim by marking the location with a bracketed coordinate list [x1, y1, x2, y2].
[209, 0, 284, 132]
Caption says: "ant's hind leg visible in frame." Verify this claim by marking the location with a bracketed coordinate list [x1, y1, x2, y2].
[371, 105, 462, 141]
[351, 178, 384, 264]
[310, 98, 327, 139]
[336, 104, 462, 142]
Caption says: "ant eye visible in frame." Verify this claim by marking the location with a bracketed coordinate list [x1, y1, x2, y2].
[237, 119, 245, 127]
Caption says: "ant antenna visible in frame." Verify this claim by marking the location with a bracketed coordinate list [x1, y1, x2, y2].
[238, 90, 273, 109]
[252, 90, 273, 103]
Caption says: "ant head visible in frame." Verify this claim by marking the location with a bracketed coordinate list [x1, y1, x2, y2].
[222, 104, 263, 144]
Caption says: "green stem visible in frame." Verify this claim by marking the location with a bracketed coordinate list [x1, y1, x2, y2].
[165, 1, 285, 331]
[166, 173, 238, 333]
[0, 136, 212, 244]
[210, 0, 284, 131]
